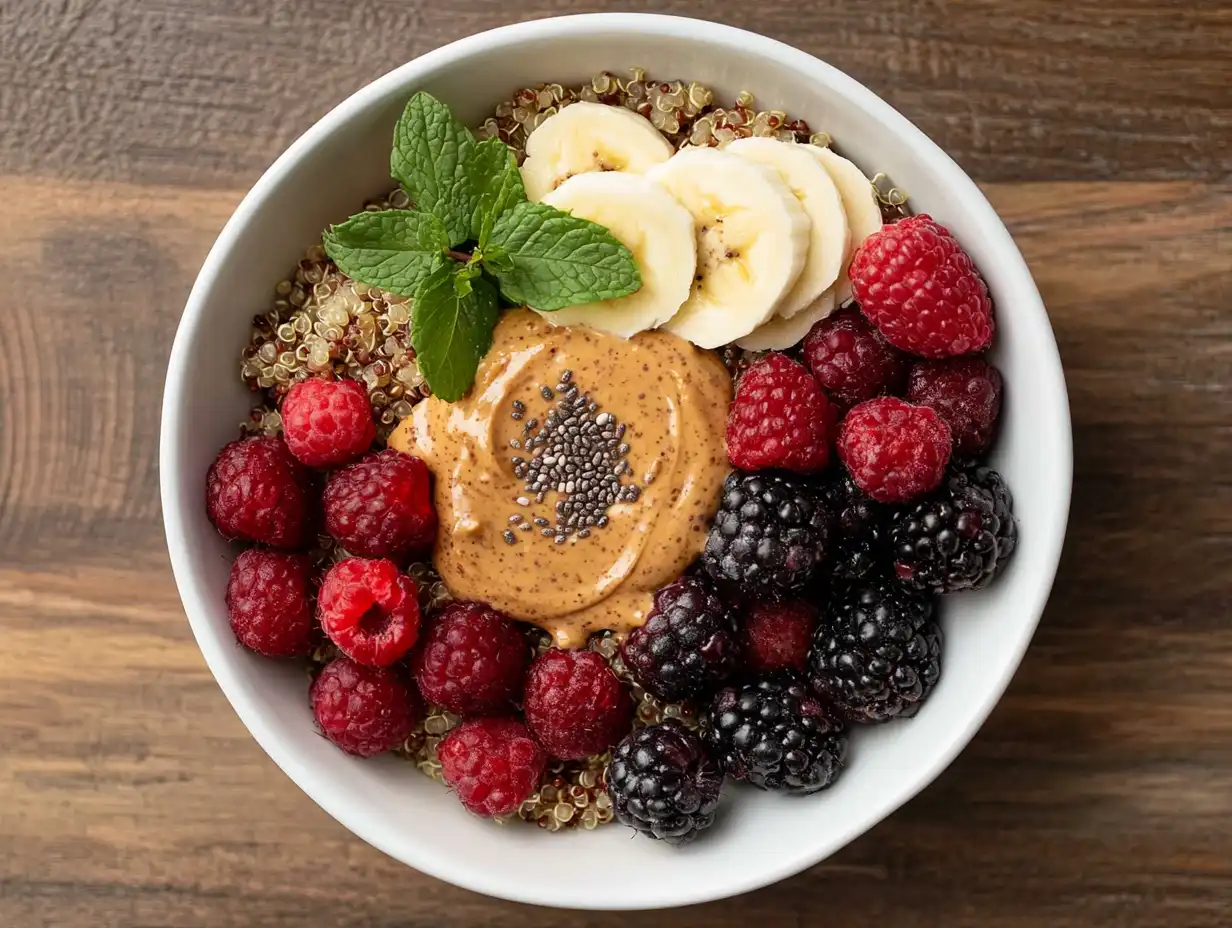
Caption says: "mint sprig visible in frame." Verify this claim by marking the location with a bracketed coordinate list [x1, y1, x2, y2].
[321, 91, 642, 401]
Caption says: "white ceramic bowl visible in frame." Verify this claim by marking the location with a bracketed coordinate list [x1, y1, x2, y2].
[161, 13, 1072, 910]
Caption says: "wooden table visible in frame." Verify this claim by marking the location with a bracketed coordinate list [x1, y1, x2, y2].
[1, 1, 1229, 924]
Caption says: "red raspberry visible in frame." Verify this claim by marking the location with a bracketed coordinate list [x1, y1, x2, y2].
[281, 378, 376, 468]
[317, 557, 421, 666]
[412, 601, 527, 716]
[310, 657, 419, 757]
[323, 450, 437, 560]
[523, 650, 632, 760]
[206, 436, 310, 549]
[838, 397, 952, 503]
[802, 306, 909, 409]
[907, 356, 1003, 458]
[726, 354, 836, 474]
[850, 215, 994, 358]
[438, 718, 547, 817]
[740, 599, 817, 673]
[224, 548, 315, 657]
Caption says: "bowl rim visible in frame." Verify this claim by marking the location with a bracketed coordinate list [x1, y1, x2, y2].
[160, 11, 1072, 909]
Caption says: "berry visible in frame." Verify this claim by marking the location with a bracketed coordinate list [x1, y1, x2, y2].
[523, 650, 632, 760]
[702, 471, 830, 592]
[310, 657, 419, 757]
[850, 214, 994, 358]
[281, 378, 377, 468]
[438, 718, 547, 817]
[317, 557, 421, 666]
[224, 549, 315, 657]
[703, 675, 847, 793]
[837, 397, 952, 503]
[802, 306, 909, 408]
[809, 580, 942, 723]
[606, 720, 722, 845]
[907, 356, 1003, 458]
[740, 600, 817, 673]
[622, 577, 741, 703]
[889, 464, 1017, 594]
[412, 601, 528, 716]
[323, 450, 437, 560]
[726, 353, 836, 474]
[206, 435, 311, 549]
[819, 470, 891, 581]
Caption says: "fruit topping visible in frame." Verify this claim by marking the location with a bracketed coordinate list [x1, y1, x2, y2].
[906, 356, 1003, 458]
[206, 435, 311, 549]
[322, 450, 437, 560]
[411, 601, 528, 716]
[438, 718, 548, 817]
[280, 377, 377, 468]
[317, 557, 421, 666]
[726, 353, 836, 474]
[837, 397, 952, 503]
[523, 650, 632, 760]
[225, 549, 315, 657]
[740, 600, 818, 674]
[310, 657, 419, 757]
[818, 470, 892, 581]
[802, 305, 909, 409]
[621, 576, 741, 703]
[805, 146, 885, 304]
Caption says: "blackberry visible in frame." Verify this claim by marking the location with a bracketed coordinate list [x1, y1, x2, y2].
[809, 580, 942, 723]
[703, 675, 847, 794]
[889, 464, 1017, 594]
[622, 577, 740, 702]
[820, 470, 891, 581]
[606, 720, 723, 845]
[702, 472, 829, 592]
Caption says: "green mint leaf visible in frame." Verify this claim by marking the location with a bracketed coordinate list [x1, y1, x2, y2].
[390, 92, 478, 246]
[487, 202, 641, 311]
[479, 244, 514, 275]
[410, 264, 500, 402]
[322, 210, 449, 296]
[469, 137, 527, 245]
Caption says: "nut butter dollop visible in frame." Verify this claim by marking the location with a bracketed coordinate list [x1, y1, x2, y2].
[389, 309, 732, 647]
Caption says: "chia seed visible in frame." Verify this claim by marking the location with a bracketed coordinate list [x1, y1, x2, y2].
[541, 386, 555, 401]
[502, 530, 517, 545]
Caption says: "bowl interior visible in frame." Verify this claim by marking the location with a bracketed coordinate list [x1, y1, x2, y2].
[161, 14, 1071, 910]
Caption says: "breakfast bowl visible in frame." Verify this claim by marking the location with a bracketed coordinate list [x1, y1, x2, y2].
[160, 12, 1072, 910]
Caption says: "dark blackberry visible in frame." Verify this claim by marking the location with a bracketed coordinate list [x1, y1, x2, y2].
[606, 720, 723, 845]
[889, 464, 1017, 594]
[703, 675, 847, 794]
[808, 580, 942, 723]
[622, 577, 740, 702]
[702, 472, 830, 592]
[819, 470, 891, 581]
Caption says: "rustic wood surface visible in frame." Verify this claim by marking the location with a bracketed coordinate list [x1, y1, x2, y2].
[1, 1, 1230, 924]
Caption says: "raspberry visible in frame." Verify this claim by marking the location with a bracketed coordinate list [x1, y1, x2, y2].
[850, 214, 994, 358]
[310, 657, 419, 757]
[438, 718, 547, 817]
[281, 378, 376, 468]
[802, 306, 909, 408]
[316, 557, 421, 666]
[906, 356, 1003, 458]
[323, 450, 437, 560]
[224, 549, 315, 657]
[726, 353, 836, 474]
[837, 397, 952, 503]
[621, 576, 740, 702]
[412, 601, 527, 716]
[523, 650, 631, 759]
[740, 599, 817, 673]
[206, 436, 311, 549]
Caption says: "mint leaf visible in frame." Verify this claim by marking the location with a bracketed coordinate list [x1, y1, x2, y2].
[391, 92, 478, 246]
[322, 210, 449, 296]
[410, 264, 500, 402]
[469, 137, 526, 244]
[487, 202, 641, 311]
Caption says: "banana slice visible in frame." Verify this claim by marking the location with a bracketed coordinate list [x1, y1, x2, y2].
[726, 138, 848, 320]
[735, 291, 836, 351]
[804, 146, 884, 306]
[520, 102, 675, 202]
[537, 171, 696, 337]
[648, 148, 811, 349]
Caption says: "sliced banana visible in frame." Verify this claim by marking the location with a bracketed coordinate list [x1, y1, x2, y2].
[804, 146, 884, 306]
[520, 102, 675, 202]
[735, 291, 837, 351]
[537, 171, 696, 337]
[726, 138, 848, 320]
[647, 148, 811, 349]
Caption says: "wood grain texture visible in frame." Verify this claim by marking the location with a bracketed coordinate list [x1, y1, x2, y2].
[1, 1, 1231, 925]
